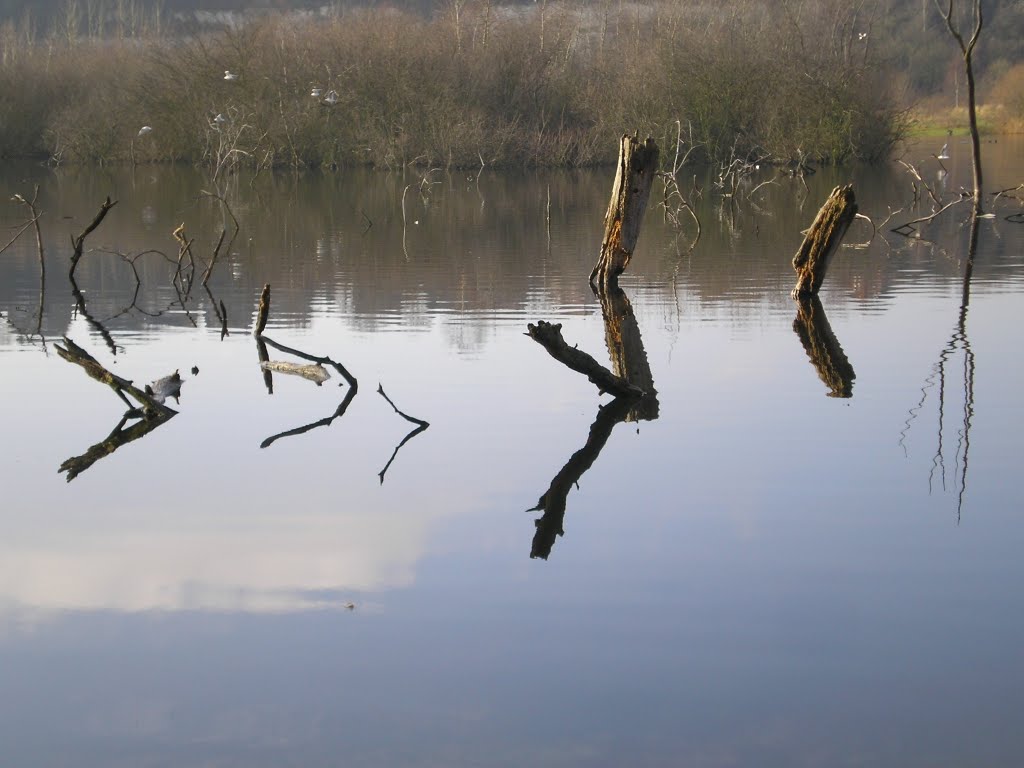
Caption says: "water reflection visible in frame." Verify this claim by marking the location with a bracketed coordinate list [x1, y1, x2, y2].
[902, 214, 979, 519]
[257, 335, 358, 450]
[599, 285, 660, 420]
[529, 396, 636, 560]
[792, 295, 856, 398]
[55, 337, 178, 481]
[529, 283, 659, 558]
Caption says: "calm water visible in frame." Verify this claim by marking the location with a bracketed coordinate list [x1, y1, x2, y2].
[2, 138, 1024, 767]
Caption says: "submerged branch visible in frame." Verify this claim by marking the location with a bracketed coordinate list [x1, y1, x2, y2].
[526, 321, 644, 399]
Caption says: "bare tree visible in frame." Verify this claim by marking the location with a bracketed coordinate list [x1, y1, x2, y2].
[934, 0, 984, 214]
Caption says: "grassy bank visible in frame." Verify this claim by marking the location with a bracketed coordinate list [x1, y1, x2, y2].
[0, 3, 908, 170]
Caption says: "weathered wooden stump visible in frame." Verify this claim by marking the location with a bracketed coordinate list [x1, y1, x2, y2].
[791, 184, 858, 298]
[589, 134, 660, 291]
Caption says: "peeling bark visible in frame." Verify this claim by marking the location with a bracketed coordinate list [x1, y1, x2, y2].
[590, 134, 660, 291]
[791, 185, 858, 298]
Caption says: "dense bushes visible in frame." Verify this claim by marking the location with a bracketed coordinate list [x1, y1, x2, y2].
[0, 1, 909, 169]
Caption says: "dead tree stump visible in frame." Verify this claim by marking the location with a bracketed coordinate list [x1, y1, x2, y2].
[791, 185, 858, 298]
[589, 134, 660, 291]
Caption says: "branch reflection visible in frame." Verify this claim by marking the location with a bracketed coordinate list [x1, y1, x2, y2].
[792, 295, 856, 398]
[258, 335, 359, 449]
[55, 337, 179, 481]
[901, 214, 979, 520]
[529, 396, 636, 560]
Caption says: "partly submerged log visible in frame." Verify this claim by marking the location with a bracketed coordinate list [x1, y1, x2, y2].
[791, 184, 858, 298]
[526, 320, 644, 399]
[599, 286, 659, 421]
[259, 360, 331, 385]
[590, 134, 660, 291]
[793, 295, 856, 398]
[257, 334, 359, 449]
[56, 337, 175, 417]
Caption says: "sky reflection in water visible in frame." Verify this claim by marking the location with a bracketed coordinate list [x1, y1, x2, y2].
[1, 140, 1024, 766]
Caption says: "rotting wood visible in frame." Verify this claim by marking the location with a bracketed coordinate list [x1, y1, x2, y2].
[257, 335, 359, 449]
[69, 196, 117, 279]
[589, 134, 660, 291]
[599, 286, 659, 421]
[526, 320, 645, 399]
[56, 336, 175, 417]
[254, 283, 271, 336]
[259, 360, 331, 385]
[793, 296, 856, 398]
[791, 184, 858, 298]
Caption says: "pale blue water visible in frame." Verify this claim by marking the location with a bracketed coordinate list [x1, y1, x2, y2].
[1, 138, 1023, 766]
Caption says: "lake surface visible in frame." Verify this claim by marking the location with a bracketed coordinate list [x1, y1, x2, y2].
[2, 138, 1024, 767]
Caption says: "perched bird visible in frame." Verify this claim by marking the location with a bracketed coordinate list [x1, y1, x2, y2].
[223, 70, 238, 81]
[938, 143, 950, 160]
[323, 89, 338, 106]
[213, 113, 228, 126]
[138, 125, 153, 137]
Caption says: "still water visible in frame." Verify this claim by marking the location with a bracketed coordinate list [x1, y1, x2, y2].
[1, 139, 1023, 767]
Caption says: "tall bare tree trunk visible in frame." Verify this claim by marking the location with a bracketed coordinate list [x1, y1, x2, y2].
[935, 0, 984, 214]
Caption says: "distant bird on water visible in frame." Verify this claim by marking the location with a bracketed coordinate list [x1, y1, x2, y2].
[223, 70, 239, 81]
[138, 125, 153, 137]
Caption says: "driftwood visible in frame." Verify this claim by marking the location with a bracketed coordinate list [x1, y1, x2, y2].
[69, 196, 117, 279]
[793, 296, 856, 398]
[599, 286, 659, 421]
[254, 283, 271, 336]
[259, 360, 331, 385]
[258, 334, 358, 449]
[55, 336, 175, 418]
[55, 336, 177, 481]
[529, 396, 635, 560]
[791, 184, 858, 298]
[526, 321, 644, 399]
[590, 134, 660, 291]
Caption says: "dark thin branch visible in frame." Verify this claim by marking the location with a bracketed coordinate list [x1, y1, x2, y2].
[69, 196, 117, 278]
[376, 384, 430, 484]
